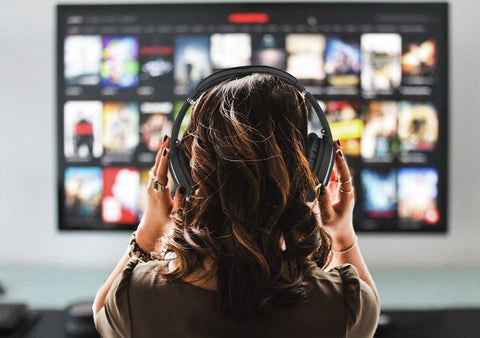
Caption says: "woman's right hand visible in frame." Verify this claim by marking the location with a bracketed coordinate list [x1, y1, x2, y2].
[316, 141, 357, 251]
[136, 135, 186, 252]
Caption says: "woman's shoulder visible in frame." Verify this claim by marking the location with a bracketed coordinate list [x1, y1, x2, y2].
[126, 256, 171, 288]
[310, 264, 380, 337]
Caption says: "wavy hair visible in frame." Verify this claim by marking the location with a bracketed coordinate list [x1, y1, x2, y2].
[158, 74, 332, 318]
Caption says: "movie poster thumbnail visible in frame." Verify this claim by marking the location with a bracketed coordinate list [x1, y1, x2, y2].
[174, 36, 211, 95]
[361, 169, 397, 219]
[402, 38, 437, 85]
[64, 101, 103, 160]
[101, 36, 139, 89]
[64, 167, 102, 227]
[102, 167, 139, 224]
[361, 101, 399, 162]
[252, 34, 286, 70]
[326, 101, 363, 156]
[138, 102, 173, 163]
[102, 102, 139, 161]
[210, 33, 252, 71]
[139, 37, 174, 95]
[398, 168, 440, 226]
[64, 35, 102, 87]
[286, 34, 326, 85]
[361, 34, 402, 95]
[398, 102, 438, 156]
[324, 37, 361, 87]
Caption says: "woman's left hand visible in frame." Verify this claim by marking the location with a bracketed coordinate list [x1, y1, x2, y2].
[136, 135, 186, 251]
[315, 141, 356, 251]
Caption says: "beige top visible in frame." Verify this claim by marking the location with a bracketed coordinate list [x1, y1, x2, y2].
[94, 257, 380, 338]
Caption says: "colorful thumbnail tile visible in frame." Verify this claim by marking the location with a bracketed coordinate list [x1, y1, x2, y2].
[324, 37, 361, 87]
[101, 36, 139, 88]
[398, 101, 438, 154]
[210, 33, 252, 70]
[64, 167, 102, 224]
[252, 34, 286, 69]
[102, 167, 139, 224]
[398, 168, 439, 225]
[361, 33, 402, 94]
[102, 102, 139, 155]
[174, 36, 211, 94]
[139, 37, 174, 83]
[402, 38, 436, 81]
[361, 169, 397, 218]
[64, 35, 102, 86]
[64, 101, 103, 160]
[139, 102, 173, 153]
[361, 101, 399, 161]
[286, 34, 326, 83]
[326, 101, 363, 156]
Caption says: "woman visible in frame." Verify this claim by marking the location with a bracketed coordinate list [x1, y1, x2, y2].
[93, 74, 380, 337]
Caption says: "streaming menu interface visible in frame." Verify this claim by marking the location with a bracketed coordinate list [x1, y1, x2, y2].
[57, 3, 448, 231]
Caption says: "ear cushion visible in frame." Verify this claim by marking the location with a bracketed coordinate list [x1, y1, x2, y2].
[306, 133, 334, 202]
[170, 147, 193, 197]
[307, 133, 320, 172]
[313, 137, 326, 178]
[317, 141, 335, 187]
[307, 132, 326, 179]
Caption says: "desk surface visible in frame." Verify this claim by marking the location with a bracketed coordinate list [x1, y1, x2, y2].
[1, 266, 479, 310]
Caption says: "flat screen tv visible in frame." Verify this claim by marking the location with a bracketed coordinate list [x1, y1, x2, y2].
[57, 2, 448, 232]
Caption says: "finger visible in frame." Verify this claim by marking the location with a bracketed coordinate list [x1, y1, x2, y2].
[155, 147, 170, 186]
[334, 145, 353, 196]
[149, 135, 169, 178]
[317, 185, 335, 223]
[150, 148, 163, 181]
[154, 135, 171, 182]
[172, 186, 187, 214]
[333, 146, 355, 212]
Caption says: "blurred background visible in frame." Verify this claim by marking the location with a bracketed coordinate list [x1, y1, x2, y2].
[0, 0, 479, 337]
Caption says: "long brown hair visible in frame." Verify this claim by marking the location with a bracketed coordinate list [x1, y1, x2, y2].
[160, 74, 331, 318]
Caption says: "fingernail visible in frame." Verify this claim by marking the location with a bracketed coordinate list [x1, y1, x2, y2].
[163, 134, 168, 142]
[336, 139, 341, 147]
[163, 148, 167, 156]
[178, 186, 186, 195]
[320, 186, 326, 196]
[337, 149, 344, 158]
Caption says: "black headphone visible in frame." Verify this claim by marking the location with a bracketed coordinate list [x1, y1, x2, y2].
[168, 65, 335, 203]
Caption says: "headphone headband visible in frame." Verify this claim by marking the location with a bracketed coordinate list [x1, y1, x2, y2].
[170, 65, 333, 149]
[168, 65, 334, 197]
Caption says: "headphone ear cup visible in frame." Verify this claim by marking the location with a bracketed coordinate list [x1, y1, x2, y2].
[170, 147, 193, 197]
[306, 133, 323, 202]
[306, 133, 335, 203]
[313, 137, 326, 178]
[317, 140, 335, 187]
[307, 133, 319, 171]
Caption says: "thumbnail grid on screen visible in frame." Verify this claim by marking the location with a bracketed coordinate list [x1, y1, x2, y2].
[58, 4, 447, 231]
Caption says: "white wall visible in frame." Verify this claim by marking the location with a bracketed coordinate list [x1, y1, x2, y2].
[1, 0, 478, 269]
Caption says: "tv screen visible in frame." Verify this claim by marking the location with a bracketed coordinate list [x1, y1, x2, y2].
[57, 3, 448, 232]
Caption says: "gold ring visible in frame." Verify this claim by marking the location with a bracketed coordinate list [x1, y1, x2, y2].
[339, 186, 353, 194]
[339, 177, 352, 185]
[152, 180, 165, 192]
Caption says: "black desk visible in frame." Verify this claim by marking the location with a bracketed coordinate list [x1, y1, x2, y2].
[17, 309, 480, 338]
